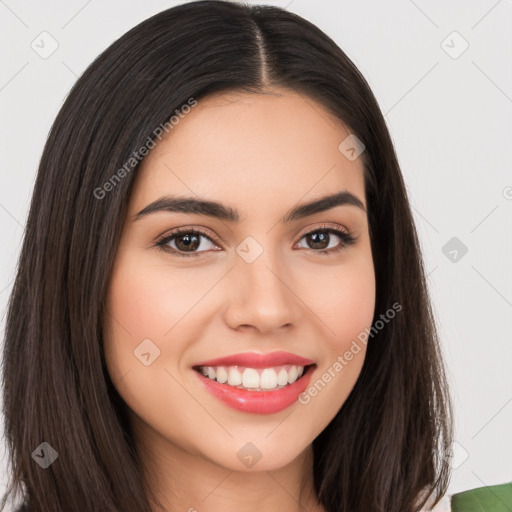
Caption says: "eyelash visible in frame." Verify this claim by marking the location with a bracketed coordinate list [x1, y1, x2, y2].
[155, 223, 356, 258]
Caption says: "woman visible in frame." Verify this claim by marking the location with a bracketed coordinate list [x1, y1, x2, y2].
[1, 1, 454, 511]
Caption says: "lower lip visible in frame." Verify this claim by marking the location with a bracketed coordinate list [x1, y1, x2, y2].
[193, 365, 316, 414]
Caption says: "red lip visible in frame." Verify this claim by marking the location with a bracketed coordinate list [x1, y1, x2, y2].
[193, 350, 315, 369]
[193, 363, 316, 414]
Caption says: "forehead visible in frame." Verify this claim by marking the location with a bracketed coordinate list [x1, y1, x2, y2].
[130, 88, 366, 214]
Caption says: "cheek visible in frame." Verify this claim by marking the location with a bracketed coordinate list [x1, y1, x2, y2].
[104, 251, 214, 343]
[102, 253, 202, 435]
[102, 250, 226, 388]
[102, 253, 183, 382]
[297, 256, 376, 349]
[293, 258, 375, 430]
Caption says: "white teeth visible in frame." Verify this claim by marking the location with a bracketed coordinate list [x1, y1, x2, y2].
[227, 367, 242, 386]
[197, 364, 308, 391]
[277, 368, 288, 386]
[260, 368, 278, 389]
[216, 366, 228, 384]
[288, 365, 298, 384]
[242, 368, 259, 388]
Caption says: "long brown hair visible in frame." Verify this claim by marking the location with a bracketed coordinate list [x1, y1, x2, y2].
[1, 1, 452, 510]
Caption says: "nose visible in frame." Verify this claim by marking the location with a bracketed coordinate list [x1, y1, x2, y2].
[222, 247, 302, 334]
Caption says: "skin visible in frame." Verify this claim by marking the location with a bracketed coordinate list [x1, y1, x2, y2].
[103, 88, 376, 512]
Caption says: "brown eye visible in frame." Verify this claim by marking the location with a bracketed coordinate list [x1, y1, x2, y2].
[296, 226, 356, 255]
[156, 228, 220, 257]
[174, 233, 201, 252]
[303, 231, 331, 250]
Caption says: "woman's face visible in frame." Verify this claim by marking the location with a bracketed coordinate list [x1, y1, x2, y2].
[103, 88, 375, 473]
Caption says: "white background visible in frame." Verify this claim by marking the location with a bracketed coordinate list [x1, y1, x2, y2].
[1, 0, 511, 506]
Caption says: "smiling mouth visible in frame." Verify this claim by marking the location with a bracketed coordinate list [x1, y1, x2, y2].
[192, 364, 316, 392]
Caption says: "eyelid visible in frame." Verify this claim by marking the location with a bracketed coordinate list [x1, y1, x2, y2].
[297, 222, 350, 238]
[155, 225, 223, 248]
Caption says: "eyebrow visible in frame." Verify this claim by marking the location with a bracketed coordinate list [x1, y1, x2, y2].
[134, 190, 366, 224]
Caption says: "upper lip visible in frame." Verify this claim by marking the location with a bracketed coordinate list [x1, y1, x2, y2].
[193, 350, 315, 369]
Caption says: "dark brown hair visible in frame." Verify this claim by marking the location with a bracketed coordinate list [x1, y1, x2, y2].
[1, 1, 453, 511]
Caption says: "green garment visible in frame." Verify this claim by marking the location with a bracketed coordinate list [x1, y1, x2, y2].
[451, 482, 512, 512]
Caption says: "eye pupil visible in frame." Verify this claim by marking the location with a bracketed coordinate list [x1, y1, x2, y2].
[176, 233, 200, 251]
[308, 231, 329, 250]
